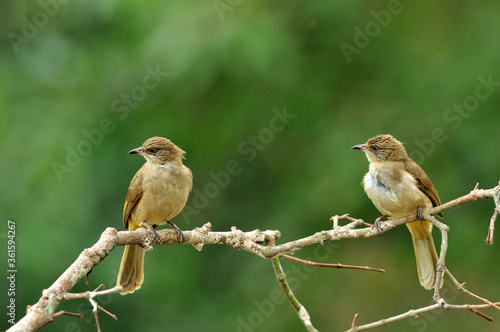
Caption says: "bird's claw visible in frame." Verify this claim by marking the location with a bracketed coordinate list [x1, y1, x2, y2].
[142, 221, 161, 244]
[371, 215, 388, 234]
[416, 206, 424, 223]
[167, 221, 184, 244]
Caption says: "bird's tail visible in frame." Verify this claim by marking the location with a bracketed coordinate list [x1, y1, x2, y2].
[406, 220, 443, 290]
[116, 244, 145, 295]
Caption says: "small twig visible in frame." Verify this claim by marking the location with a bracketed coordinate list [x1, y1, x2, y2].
[345, 301, 500, 331]
[331, 214, 372, 228]
[429, 183, 498, 217]
[331, 213, 359, 228]
[93, 284, 105, 292]
[445, 269, 500, 311]
[486, 208, 498, 245]
[268, 239, 318, 332]
[351, 313, 360, 329]
[61, 285, 123, 301]
[97, 304, 118, 320]
[347, 269, 500, 332]
[445, 302, 500, 317]
[331, 214, 341, 228]
[486, 184, 500, 244]
[61, 285, 121, 332]
[51, 311, 83, 320]
[92, 308, 101, 332]
[470, 308, 494, 321]
[495, 182, 500, 211]
[89, 296, 118, 332]
[86, 269, 93, 286]
[281, 255, 385, 273]
[473, 308, 494, 321]
[345, 303, 441, 331]
[424, 214, 450, 301]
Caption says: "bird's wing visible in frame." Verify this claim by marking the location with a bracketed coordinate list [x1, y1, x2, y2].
[123, 168, 144, 229]
[404, 159, 443, 218]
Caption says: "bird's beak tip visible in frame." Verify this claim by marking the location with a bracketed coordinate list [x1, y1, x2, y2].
[128, 147, 143, 155]
[352, 144, 366, 151]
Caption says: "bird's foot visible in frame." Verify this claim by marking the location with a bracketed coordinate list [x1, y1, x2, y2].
[416, 206, 424, 223]
[142, 221, 161, 243]
[167, 220, 184, 244]
[372, 215, 388, 234]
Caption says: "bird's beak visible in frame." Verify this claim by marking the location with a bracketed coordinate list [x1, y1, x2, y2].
[351, 144, 367, 151]
[128, 147, 144, 155]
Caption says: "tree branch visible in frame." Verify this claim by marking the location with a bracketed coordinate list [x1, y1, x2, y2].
[7, 225, 281, 332]
[282, 254, 385, 273]
[347, 301, 500, 332]
[486, 183, 500, 244]
[8, 183, 500, 332]
[268, 239, 319, 332]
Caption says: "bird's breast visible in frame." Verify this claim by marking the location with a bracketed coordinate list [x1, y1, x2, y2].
[133, 163, 191, 226]
[363, 163, 430, 218]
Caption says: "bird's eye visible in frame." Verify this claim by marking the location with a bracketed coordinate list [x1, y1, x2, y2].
[372, 146, 379, 151]
[148, 148, 157, 154]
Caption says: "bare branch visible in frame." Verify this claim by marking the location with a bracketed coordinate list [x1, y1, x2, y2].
[51, 311, 83, 320]
[269, 239, 318, 332]
[445, 269, 500, 311]
[429, 183, 498, 216]
[486, 183, 500, 244]
[424, 214, 450, 301]
[486, 208, 498, 244]
[347, 301, 500, 332]
[282, 254, 385, 273]
[351, 313, 360, 329]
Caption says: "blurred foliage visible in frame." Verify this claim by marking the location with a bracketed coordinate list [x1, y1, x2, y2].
[1, 0, 500, 331]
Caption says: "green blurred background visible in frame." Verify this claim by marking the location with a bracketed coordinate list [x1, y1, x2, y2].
[1, 0, 500, 331]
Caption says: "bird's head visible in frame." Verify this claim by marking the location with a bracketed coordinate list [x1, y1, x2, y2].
[352, 134, 407, 163]
[129, 136, 186, 164]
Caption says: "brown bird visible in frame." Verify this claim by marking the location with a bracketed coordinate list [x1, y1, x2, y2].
[352, 134, 443, 290]
[116, 137, 193, 295]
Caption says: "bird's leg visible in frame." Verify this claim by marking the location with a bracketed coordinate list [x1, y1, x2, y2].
[372, 215, 388, 233]
[142, 221, 161, 243]
[416, 206, 424, 223]
[167, 220, 184, 244]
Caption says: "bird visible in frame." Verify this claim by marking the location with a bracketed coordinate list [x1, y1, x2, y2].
[352, 134, 443, 290]
[116, 136, 193, 295]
